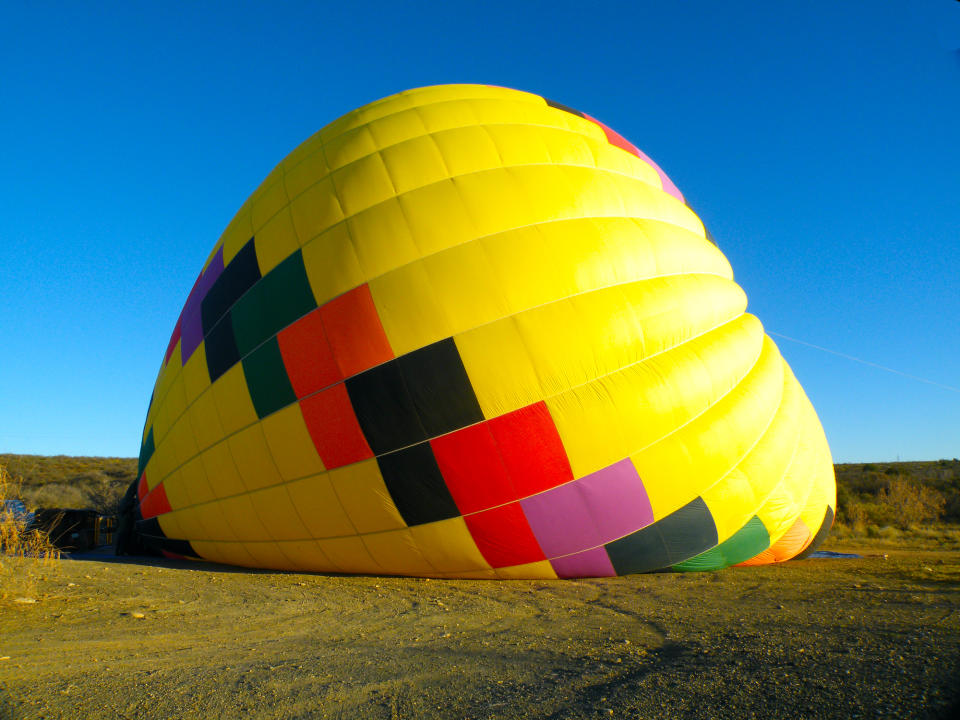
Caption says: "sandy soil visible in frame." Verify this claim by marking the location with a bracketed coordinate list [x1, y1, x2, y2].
[1, 542, 958, 720]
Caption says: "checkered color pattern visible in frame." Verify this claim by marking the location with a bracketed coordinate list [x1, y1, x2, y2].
[132, 85, 836, 577]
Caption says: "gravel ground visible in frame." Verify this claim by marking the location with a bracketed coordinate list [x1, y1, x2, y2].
[1, 542, 958, 719]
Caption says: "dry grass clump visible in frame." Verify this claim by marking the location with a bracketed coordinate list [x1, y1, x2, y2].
[1, 463, 60, 600]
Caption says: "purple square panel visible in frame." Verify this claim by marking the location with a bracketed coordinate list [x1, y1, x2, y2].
[578, 458, 654, 542]
[521, 458, 653, 558]
[181, 247, 225, 363]
[550, 547, 616, 578]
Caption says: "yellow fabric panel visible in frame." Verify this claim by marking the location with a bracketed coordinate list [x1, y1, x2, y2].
[153, 341, 183, 411]
[211, 363, 258, 436]
[420, 240, 510, 340]
[379, 132, 449, 196]
[194, 541, 258, 568]
[144, 445, 174, 491]
[250, 179, 288, 234]
[702, 364, 803, 541]
[364, 106, 432, 154]
[281, 128, 324, 174]
[333, 150, 399, 218]
[437, 568, 498, 579]
[218, 493, 273, 542]
[494, 560, 559, 580]
[181, 343, 210, 404]
[242, 542, 301, 571]
[282, 145, 329, 199]
[199, 438, 248, 499]
[455, 318, 542, 419]
[260, 404, 325, 481]
[322, 124, 379, 173]
[301, 223, 366, 307]
[245, 484, 310, 541]
[254, 207, 298, 275]
[549, 314, 764, 478]
[180, 455, 216, 506]
[156, 512, 183, 541]
[329, 460, 406, 534]
[636, 335, 785, 520]
[193, 501, 237, 542]
[409, 518, 490, 573]
[345, 196, 420, 279]
[368, 260, 454, 356]
[226, 424, 282, 492]
[160, 469, 189, 510]
[317, 85, 531, 146]
[272, 539, 333, 572]
[186, 387, 225, 453]
[221, 206, 254, 266]
[171, 505, 208, 541]
[315, 535, 383, 575]
[394, 177, 477, 257]
[289, 177, 344, 246]
[167, 412, 199, 470]
[361, 529, 435, 576]
[285, 472, 356, 539]
[429, 125, 504, 179]
[160, 374, 188, 446]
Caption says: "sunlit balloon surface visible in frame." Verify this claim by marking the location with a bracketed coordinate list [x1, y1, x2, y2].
[129, 84, 835, 578]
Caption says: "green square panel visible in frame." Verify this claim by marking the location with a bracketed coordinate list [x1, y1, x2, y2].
[231, 250, 317, 357]
[242, 337, 297, 418]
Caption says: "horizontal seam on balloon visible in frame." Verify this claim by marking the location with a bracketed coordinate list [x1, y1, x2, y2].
[146, 217, 729, 454]
[150, 310, 752, 534]
[197, 90, 633, 273]
[146, 270, 739, 493]
[246, 118, 680, 251]
[536, 330, 768, 565]
[145, 207, 723, 437]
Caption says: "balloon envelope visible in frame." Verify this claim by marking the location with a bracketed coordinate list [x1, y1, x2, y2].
[127, 85, 835, 578]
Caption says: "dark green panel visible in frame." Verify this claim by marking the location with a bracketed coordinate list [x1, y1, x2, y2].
[242, 337, 297, 419]
[606, 497, 718, 574]
[231, 250, 317, 357]
[138, 426, 155, 476]
[672, 514, 770, 572]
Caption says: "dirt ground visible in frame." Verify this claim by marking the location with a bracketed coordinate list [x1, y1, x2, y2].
[1, 540, 958, 720]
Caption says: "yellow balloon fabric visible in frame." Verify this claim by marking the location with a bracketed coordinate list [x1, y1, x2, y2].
[129, 84, 836, 578]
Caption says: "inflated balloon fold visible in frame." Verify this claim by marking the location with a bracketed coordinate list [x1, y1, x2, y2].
[127, 84, 835, 577]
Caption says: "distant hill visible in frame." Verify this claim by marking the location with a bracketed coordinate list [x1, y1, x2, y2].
[1, 453, 958, 525]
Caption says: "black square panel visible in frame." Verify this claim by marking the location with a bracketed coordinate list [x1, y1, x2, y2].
[396, 337, 484, 439]
[204, 313, 240, 383]
[201, 238, 261, 334]
[345, 361, 426, 455]
[376, 442, 461, 526]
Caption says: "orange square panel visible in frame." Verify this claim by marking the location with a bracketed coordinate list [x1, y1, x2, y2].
[319, 284, 394, 378]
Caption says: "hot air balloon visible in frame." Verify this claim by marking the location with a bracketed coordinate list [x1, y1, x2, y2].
[120, 84, 835, 578]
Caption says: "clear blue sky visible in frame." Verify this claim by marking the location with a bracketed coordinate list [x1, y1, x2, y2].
[1, 1, 958, 462]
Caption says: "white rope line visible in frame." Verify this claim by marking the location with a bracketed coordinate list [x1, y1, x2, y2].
[769, 332, 960, 394]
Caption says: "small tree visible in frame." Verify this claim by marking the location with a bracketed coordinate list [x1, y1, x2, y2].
[876, 476, 946, 530]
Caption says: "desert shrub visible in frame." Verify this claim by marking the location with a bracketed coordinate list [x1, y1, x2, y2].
[1, 463, 60, 577]
[876, 476, 945, 529]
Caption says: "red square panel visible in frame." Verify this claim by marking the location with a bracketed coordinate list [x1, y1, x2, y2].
[300, 383, 373, 469]
[464, 502, 545, 568]
[277, 307, 341, 398]
[488, 401, 574, 498]
[140, 482, 171, 519]
[137, 472, 149, 502]
[431, 423, 516, 514]
[319, 284, 394, 378]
